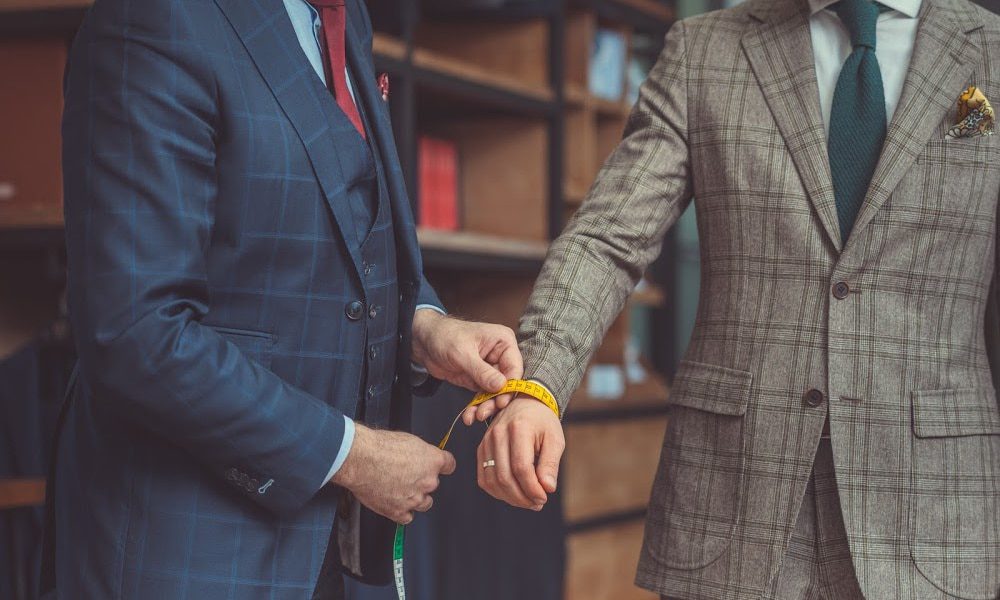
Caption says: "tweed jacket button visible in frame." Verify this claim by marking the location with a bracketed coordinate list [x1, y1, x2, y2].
[346, 300, 364, 320]
[832, 281, 850, 299]
[804, 389, 825, 407]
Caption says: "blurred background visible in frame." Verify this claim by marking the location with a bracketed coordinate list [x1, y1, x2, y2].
[2, 0, 998, 599]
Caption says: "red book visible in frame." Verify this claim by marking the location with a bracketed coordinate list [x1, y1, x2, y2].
[418, 136, 459, 231]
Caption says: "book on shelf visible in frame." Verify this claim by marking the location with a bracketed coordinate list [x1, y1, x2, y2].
[0, 38, 66, 228]
[418, 136, 460, 231]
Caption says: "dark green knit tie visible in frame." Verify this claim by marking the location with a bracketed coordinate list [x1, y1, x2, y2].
[828, 0, 889, 243]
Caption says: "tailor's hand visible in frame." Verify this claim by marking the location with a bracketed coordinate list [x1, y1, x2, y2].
[412, 309, 523, 398]
[476, 396, 565, 511]
[331, 424, 456, 524]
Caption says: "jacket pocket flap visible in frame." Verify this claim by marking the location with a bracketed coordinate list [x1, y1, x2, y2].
[669, 360, 753, 416]
[911, 387, 1000, 438]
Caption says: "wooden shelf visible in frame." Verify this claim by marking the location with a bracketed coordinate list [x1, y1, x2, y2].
[580, 0, 674, 27]
[0, 477, 46, 510]
[412, 45, 554, 103]
[612, 0, 672, 22]
[564, 85, 630, 118]
[418, 228, 548, 272]
[372, 32, 407, 62]
[0, 0, 90, 12]
[567, 371, 670, 417]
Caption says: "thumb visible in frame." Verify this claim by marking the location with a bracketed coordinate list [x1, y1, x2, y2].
[535, 432, 563, 494]
[439, 450, 457, 476]
[464, 353, 507, 392]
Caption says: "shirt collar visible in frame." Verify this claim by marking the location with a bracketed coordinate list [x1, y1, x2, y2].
[807, 0, 921, 17]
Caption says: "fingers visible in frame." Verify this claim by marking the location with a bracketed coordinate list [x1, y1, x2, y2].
[463, 399, 495, 426]
[483, 424, 536, 510]
[414, 495, 434, 513]
[469, 356, 507, 393]
[396, 511, 414, 525]
[509, 419, 547, 507]
[493, 336, 524, 381]
[536, 428, 565, 494]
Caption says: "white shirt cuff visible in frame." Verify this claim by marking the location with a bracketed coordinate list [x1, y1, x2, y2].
[322, 415, 356, 486]
[415, 303, 446, 315]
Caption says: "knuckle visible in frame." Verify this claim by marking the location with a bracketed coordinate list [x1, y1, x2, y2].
[513, 463, 533, 477]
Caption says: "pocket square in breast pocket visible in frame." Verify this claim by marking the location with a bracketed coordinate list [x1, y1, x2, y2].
[946, 85, 995, 139]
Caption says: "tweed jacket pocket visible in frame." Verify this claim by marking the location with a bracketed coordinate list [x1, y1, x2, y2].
[643, 361, 752, 571]
[909, 388, 1000, 600]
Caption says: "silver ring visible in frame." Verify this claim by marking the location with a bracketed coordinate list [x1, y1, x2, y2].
[482, 459, 496, 469]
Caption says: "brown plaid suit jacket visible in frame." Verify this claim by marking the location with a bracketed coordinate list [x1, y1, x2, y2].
[519, 0, 1000, 597]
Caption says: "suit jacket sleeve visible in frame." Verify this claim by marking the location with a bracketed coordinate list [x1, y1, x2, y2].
[62, 0, 346, 517]
[519, 21, 694, 411]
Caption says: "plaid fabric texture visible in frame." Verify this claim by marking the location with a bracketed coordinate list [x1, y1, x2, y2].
[519, 0, 1000, 598]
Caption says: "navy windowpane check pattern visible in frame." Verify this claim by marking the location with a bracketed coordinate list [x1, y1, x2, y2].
[48, 0, 441, 597]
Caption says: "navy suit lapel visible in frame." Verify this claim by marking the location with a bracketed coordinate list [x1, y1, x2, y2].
[344, 0, 422, 287]
[213, 0, 365, 283]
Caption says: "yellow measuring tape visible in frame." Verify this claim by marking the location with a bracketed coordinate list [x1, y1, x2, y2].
[392, 379, 560, 599]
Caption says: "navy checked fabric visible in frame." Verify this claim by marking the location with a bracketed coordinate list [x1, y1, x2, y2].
[50, 0, 440, 598]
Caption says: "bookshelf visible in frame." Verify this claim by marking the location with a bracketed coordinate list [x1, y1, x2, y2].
[0, 1, 676, 597]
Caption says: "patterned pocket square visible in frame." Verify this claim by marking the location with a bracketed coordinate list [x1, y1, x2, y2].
[946, 85, 995, 139]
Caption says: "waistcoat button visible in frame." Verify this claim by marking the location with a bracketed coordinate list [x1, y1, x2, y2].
[345, 300, 364, 320]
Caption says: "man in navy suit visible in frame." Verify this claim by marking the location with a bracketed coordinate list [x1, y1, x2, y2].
[48, 0, 522, 598]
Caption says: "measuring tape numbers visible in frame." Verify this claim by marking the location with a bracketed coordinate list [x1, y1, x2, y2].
[392, 379, 560, 599]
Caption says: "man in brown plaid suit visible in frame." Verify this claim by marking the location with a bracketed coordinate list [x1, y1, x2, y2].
[463, 0, 1000, 597]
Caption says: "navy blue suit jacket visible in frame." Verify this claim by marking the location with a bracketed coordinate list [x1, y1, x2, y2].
[50, 0, 441, 597]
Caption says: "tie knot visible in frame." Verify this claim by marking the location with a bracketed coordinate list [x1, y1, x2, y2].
[831, 0, 883, 50]
[309, 0, 344, 8]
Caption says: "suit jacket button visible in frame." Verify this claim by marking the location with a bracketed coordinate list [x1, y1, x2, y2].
[804, 389, 825, 407]
[832, 281, 850, 300]
[369, 346, 377, 360]
[367, 385, 376, 398]
[369, 305, 379, 319]
[346, 300, 364, 320]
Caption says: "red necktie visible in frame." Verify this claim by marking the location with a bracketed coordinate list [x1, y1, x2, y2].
[309, 0, 366, 140]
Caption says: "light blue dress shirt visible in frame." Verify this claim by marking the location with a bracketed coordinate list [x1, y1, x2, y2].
[284, 0, 445, 485]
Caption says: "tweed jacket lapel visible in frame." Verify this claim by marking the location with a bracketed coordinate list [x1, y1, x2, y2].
[846, 0, 984, 253]
[742, 0, 843, 252]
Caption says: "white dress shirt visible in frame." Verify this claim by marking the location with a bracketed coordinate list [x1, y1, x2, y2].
[808, 0, 922, 135]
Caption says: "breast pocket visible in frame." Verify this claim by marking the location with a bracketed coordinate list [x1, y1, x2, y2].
[909, 387, 1000, 600]
[642, 360, 752, 571]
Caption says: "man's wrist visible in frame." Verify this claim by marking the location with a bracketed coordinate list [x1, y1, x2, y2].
[330, 422, 371, 489]
[322, 415, 356, 486]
